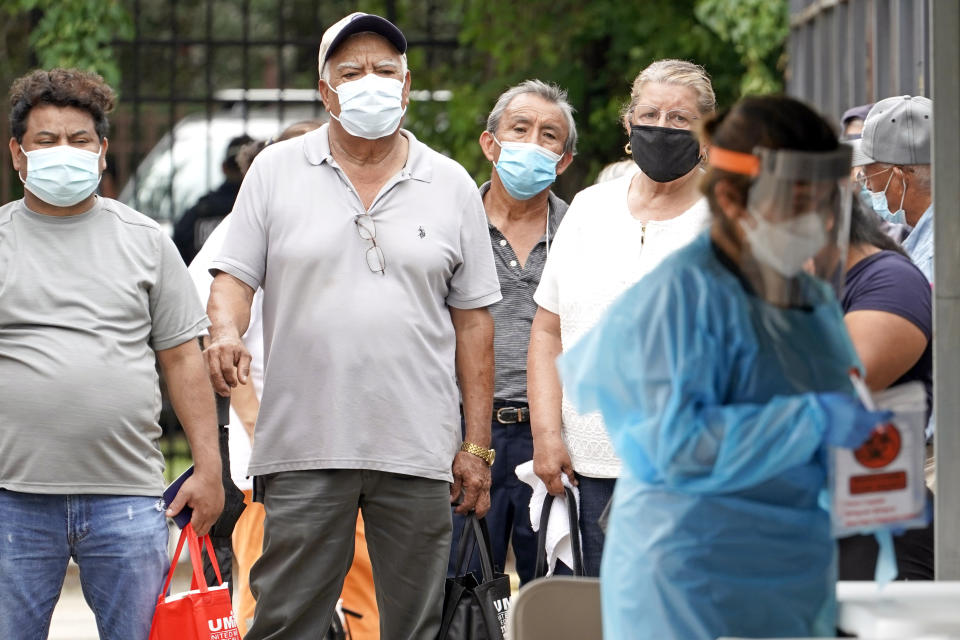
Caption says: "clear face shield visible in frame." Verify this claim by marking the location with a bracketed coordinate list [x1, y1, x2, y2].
[710, 145, 853, 307]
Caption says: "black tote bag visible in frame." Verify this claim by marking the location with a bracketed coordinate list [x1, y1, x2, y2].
[534, 486, 585, 578]
[437, 514, 511, 640]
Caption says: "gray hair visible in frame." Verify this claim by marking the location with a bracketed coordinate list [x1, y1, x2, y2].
[320, 31, 408, 83]
[486, 79, 577, 155]
[875, 162, 932, 191]
[621, 59, 716, 123]
[907, 164, 932, 190]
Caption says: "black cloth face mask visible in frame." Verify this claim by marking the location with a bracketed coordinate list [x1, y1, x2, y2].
[630, 124, 701, 183]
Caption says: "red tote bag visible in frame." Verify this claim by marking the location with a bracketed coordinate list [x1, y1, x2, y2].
[149, 523, 241, 640]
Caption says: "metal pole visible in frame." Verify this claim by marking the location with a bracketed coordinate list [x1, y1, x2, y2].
[931, 0, 960, 580]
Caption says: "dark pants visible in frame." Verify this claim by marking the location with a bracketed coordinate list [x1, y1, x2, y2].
[246, 469, 451, 640]
[202, 425, 246, 595]
[838, 488, 935, 580]
[575, 473, 616, 578]
[449, 412, 539, 584]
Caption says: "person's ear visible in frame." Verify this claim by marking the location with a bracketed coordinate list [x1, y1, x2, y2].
[479, 130, 498, 163]
[8, 138, 23, 174]
[895, 165, 910, 188]
[401, 69, 411, 109]
[556, 150, 574, 176]
[318, 78, 335, 112]
[98, 137, 109, 173]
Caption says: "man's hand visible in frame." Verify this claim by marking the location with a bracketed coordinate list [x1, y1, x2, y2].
[156, 339, 224, 536]
[206, 271, 255, 396]
[204, 335, 251, 396]
[534, 435, 577, 496]
[166, 470, 224, 536]
[450, 451, 492, 517]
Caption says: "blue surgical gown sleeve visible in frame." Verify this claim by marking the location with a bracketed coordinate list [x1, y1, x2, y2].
[559, 264, 831, 494]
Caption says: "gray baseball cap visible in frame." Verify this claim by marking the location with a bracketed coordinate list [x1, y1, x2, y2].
[851, 95, 932, 167]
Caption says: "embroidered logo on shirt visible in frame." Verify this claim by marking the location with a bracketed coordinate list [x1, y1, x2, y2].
[418, 226, 426, 239]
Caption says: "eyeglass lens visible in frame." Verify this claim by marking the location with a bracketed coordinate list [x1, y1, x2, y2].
[355, 214, 385, 274]
[634, 104, 698, 129]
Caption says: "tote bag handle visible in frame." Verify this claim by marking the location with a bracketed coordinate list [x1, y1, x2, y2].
[454, 513, 497, 582]
[534, 486, 584, 577]
[157, 523, 225, 603]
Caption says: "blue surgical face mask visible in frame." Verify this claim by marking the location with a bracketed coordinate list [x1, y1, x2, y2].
[856, 185, 875, 214]
[330, 73, 406, 140]
[869, 169, 907, 225]
[493, 137, 561, 200]
[19, 144, 102, 207]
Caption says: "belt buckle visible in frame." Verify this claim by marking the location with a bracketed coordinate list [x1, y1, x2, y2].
[496, 407, 519, 424]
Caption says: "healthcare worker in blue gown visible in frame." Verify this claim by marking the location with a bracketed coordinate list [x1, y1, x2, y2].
[559, 95, 893, 640]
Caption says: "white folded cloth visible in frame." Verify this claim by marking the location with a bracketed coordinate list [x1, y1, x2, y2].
[515, 460, 581, 576]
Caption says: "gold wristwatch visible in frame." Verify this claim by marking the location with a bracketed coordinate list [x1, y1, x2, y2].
[460, 441, 496, 466]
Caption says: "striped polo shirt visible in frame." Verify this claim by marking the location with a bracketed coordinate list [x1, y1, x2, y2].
[480, 181, 568, 404]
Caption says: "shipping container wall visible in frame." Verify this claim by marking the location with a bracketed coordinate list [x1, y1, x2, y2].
[787, 0, 930, 126]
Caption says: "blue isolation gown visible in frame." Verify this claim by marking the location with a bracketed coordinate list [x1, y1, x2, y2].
[559, 232, 860, 640]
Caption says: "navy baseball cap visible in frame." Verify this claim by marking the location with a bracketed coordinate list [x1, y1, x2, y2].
[318, 12, 407, 72]
[841, 103, 874, 127]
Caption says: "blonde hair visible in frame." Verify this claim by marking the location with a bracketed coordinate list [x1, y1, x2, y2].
[622, 59, 716, 122]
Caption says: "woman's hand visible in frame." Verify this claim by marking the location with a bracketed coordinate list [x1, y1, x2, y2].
[534, 434, 577, 496]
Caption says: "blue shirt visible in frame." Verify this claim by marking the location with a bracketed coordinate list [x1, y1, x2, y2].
[902, 205, 934, 283]
[842, 250, 933, 439]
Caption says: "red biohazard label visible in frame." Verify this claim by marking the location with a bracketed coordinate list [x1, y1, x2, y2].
[854, 424, 901, 469]
[849, 471, 908, 495]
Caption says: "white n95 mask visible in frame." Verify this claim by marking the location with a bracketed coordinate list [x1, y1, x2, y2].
[330, 73, 406, 140]
[20, 144, 102, 207]
[741, 211, 827, 278]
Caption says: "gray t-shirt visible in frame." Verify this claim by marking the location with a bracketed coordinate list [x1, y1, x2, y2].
[0, 198, 209, 495]
[211, 125, 501, 482]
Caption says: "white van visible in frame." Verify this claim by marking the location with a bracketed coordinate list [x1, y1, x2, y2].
[120, 93, 326, 235]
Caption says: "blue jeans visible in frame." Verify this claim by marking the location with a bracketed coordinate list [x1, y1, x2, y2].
[575, 474, 616, 577]
[449, 416, 539, 584]
[0, 490, 169, 640]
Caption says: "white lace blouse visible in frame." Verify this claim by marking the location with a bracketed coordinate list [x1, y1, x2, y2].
[534, 174, 711, 478]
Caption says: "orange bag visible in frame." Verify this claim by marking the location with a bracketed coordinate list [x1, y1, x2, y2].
[149, 523, 241, 640]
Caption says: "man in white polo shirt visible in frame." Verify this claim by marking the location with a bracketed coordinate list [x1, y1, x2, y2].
[204, 12, 501, 639]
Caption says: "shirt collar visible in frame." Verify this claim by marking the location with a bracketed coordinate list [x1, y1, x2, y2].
[479, 180, 563, 237]
[303, 123, 433, 183]
[913, 204, 934, 232]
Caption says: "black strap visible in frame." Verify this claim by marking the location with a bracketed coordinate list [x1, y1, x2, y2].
[534, 486, 584, 577]
[216, 393, 231, 427]
[454, 513, 496, 582]
[440, 514, 503, 640]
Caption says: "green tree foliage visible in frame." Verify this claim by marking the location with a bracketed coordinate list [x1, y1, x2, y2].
[397, 0, 786, 196]
[695, 0, 789, 95]
[5, 0, 133, 88]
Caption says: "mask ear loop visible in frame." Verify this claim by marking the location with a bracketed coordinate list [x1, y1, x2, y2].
[545, 207, 550, 257]
[16, 145, 27, 185]
[895, 167, 907, 213]
[879, 167, 895, 195]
